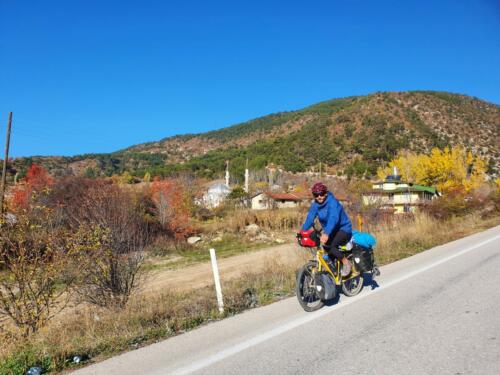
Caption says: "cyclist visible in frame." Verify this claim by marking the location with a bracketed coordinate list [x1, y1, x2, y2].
[301, 182, 353, 276]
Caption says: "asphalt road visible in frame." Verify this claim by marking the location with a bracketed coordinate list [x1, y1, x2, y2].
[74, 225, 500, 375]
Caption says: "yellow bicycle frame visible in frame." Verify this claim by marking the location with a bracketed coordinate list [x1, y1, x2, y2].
[315, 246, 361, 286]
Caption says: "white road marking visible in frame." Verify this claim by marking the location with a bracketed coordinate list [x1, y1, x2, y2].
[164, 233, 500, 375]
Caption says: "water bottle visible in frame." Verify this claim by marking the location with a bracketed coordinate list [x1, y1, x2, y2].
[346, 240, 353, 251]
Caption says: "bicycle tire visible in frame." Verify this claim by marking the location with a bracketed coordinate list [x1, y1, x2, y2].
[296, 261, 324, 312]
[341, 273, 364, 297]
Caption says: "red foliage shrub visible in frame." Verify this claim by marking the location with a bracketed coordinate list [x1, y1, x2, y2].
[9, 164, 54, 211]
[150, 178, 193, 239]
[25, 164, 54, 190]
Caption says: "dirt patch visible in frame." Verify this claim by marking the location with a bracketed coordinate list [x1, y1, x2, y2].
[144, 243, 309, 294]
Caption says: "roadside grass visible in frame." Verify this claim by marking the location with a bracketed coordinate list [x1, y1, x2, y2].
[0, 252, 303, 375]
[1, 213, 499, 374]
[374, 213, 500, 265]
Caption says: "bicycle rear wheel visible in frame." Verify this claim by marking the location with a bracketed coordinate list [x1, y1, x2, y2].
[341, 273, 364, 297]
[296, 261, 324, 312]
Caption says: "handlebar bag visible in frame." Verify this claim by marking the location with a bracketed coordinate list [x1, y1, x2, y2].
[297, 230, 320, 247]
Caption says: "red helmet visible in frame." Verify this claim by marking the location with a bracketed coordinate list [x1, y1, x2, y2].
[311, 182, 328, 195]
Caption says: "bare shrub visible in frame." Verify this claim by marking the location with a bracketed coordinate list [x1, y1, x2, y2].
[42, 176, 108, 227]
[73, 224, 146, 309]
[42, 177, 165, 308]
[70, 184, 153, 308]
[0, 211, 77, 336]
[423, 189, 482, 220]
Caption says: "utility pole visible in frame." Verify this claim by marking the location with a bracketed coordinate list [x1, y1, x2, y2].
[0, 112, 13, 215]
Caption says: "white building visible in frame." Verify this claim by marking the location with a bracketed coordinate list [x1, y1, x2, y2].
[203, 182, 231, 208]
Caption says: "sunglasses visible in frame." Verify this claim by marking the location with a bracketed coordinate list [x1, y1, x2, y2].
[313, 192, 326, 198]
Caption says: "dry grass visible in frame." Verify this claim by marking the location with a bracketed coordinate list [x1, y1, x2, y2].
[143, 207, 306, 267]
[0, 250, 305, 374]
[203, 207, 307, 234]
[1, 212, 499, 374]
[373, 213, 500, 265]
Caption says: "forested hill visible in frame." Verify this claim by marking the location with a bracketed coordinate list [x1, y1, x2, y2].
[6, 91, 500, 181]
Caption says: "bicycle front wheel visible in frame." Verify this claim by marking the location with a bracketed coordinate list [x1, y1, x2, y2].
[296, 261, 324, 312]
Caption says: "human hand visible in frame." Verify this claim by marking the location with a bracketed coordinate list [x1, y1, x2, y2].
[320, 234, 329, 244]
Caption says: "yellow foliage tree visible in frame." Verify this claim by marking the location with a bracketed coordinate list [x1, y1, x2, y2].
[377, 151, 429, 183]
[254, 181, 269, 192]
[377, 146, 487, 193]
[123, 171, 134, 184]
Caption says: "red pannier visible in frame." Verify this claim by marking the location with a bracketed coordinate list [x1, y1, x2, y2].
[296, 229, 320, 247]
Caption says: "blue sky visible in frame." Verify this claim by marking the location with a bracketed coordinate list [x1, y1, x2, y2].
[1, 0, 499, 157]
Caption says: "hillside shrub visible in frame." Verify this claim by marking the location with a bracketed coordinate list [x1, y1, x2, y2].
[0, 210, 80, 336]
[37, 177, 155, 309]
[69, 183, 153, 308]
[9, 164, 53, 211]
[423, 189, 482, 220]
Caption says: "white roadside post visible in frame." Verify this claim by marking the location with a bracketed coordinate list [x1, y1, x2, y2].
[209, 248, 224, 314]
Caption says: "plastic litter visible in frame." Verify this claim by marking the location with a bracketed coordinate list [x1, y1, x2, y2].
[73, 356, 82, 364]
[26, 367, 43, 375]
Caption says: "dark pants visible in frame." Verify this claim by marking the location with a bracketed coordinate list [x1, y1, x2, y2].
[324, 230, 352, 260]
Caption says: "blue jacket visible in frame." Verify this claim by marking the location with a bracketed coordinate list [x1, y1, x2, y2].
[301, 192, 352, 236]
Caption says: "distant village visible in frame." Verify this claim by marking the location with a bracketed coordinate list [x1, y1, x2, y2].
[198, 162, 439, 214]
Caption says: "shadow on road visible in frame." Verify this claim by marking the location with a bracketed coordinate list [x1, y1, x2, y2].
[324, 272, 380, 307]
[363, 272, 380, 290]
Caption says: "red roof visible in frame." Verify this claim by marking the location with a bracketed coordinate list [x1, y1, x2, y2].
[263, 191, 349, 202]
[265, 192, 306, 201]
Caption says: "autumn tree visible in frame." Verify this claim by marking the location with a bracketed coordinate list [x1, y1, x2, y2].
[228, 185, 246, 199]
[9, 164, 53, 211]
[378, 146, 487, 193]
[150, 178, 193, 239]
